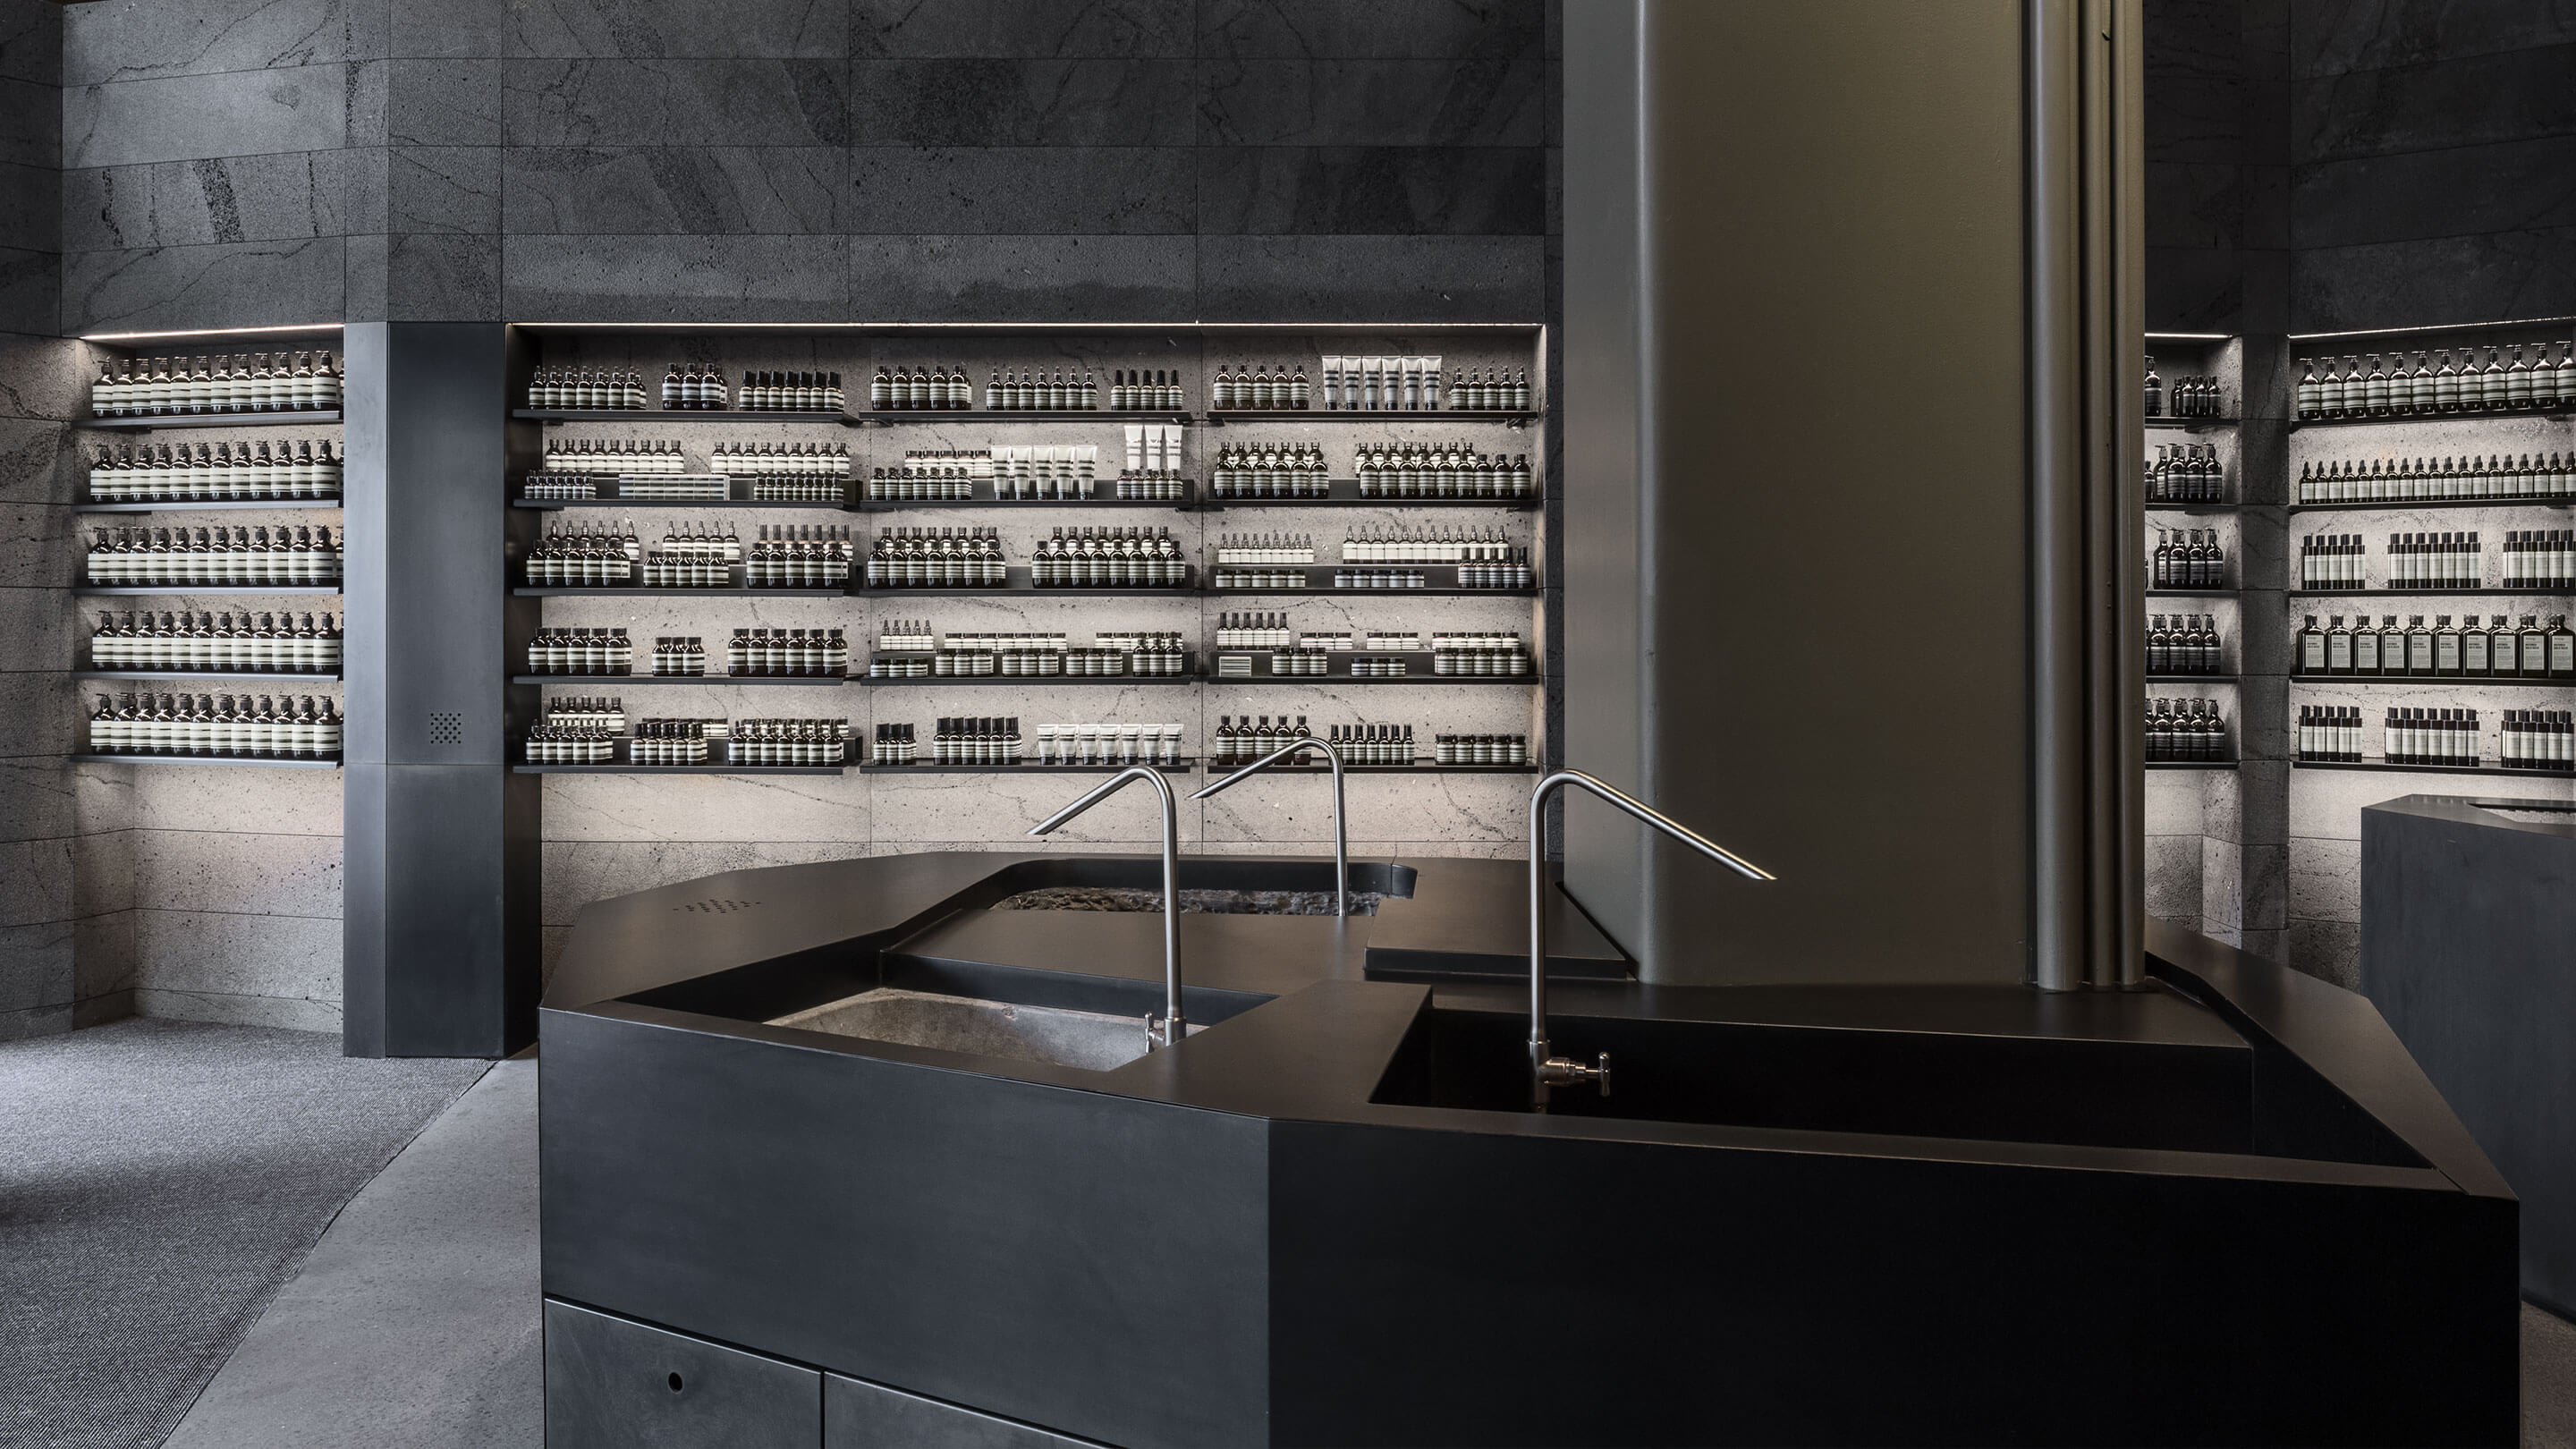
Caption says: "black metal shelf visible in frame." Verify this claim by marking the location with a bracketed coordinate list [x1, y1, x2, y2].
[1209, 651, 1538, 684]
[2287, 496, 2574, 514]
[2145, 674, 2236, 683]
[1202, 480, 1538, 509]
[80, 670, 341, 683]
[77, 498, 341, 513]
[75, 584, 341, 596]
[72, 752, 340, 768]
[859, 759, 1201, 775]
[1245, 761, 1540, 774]
[1206, 410, 1535, 426]
[2288, 588, 2563, 598]
[2293, 759, 2576, 777]
[513, 409, 852, 425]
[511, 674, 849, 687]
[2145, 589, 2236, 597]
[857, 492, 1191, 512]
[82, 411, 340, 430]
[858, 411, 1191, 427]
[513, 496, 848, 511]
[863, 672, 1199, 686]
[2290, 674, 2575, 686]
[2291, 409, 2572, 430]
[2145, 759, 2241, 769]
[511, 585, 847, 597]
[513, 762, 847, 775]
[2144, 502, 2238, 513]
[2145, 416, 2238, 430]
[855, 568, 1192, 597]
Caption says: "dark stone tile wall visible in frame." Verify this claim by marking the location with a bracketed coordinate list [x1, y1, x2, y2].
[2287, 0, 2576, 329]
[53, 0, 1549, 329]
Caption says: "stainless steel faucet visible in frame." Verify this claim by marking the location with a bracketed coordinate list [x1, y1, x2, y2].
[1030, 766, 1187, 1047]
[1527, 769, 1774, 1111]
[1190, 733, 1351, 917]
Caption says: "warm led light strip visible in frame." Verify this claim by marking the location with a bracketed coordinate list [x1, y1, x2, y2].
[508, 321, 1543, 332]
[80, 323, 343, 343]
[2290, 315, 2576, 343]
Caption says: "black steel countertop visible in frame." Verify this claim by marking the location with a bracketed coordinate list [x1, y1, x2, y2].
[539, 848, 2514, 1192]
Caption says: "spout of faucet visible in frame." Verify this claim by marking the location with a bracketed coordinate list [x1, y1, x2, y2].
[1189, 733, 1350, 917]
[1528, 770, 1772, 1111]
[1030, 766, 1186, 1044]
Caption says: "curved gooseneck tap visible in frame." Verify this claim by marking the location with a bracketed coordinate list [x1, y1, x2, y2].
[1030, 766, 1186, 1046]
[1529, 769, 1774, 1111]
[1190, 733, 1350, 918]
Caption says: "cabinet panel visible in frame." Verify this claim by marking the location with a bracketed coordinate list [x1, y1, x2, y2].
[826, 1372, 1106, 1449]
[546, 1300, 819, 1448]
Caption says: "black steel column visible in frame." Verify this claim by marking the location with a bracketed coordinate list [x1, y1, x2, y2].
[342, 323, 538, 1056]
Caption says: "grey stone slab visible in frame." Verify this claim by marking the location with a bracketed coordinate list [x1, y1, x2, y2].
[2242, 161, 2289, 250]
[852, 0, 1192, 57]
[345, 55, 387, 147]
[75, 827, 132, 919]
[2292, 137, 2576, 250]
[0, 1000, 71, 1039]
[1199, 56, 1546, 146]
[540, 838, 851, 926]
[131, 985, 338, 1031]
[94, 757, 342, 835]
[503, 57, 847, 146]
[0, 75, 56, 169]
[0, 834, 72, 928]
[0, 334, 90, 422]
[344, 144, 388, 234]
[1198, 146, 1544, 235]
[0, 916, 73, 1011]
[2284, 915, 2360, 989]
[392, 0, 504, 60]
[541, 768, 866, 843]
[1199, 234, 1543, 322]
[131, 907, 341, 1004]
[2145, 0, 2242, 79]
[2146, 242, 2243, 334]
[0, 415, 71, 505]
[164, 1057, 538, 1449]
[61, 236, 347, 335]
[343, 228, 386, 320]
[2291, 0, 2576, 79]
[847, 146, 1193, 234]
[2146, 161, 2242, 250]
[1199, 0, 1539, 58]
[2142, 73, 2243, 165]
[847, 233, 1192, 321]
[64, 65, 352, 169]
[2291, 225, 2576, 333]
[62, 151, 356, 251]
[62, 0, 374, 87]
[389, 147, 501, 233]
[131, 827, 343, 919]
[0, 589, 76, 673]
[511, 0, 845, 58]
[0, 245, 56, 337]
[0, 0, 62, 88]
[505, 232, 848, 320]
[504, 146, 846, 233]
[0, 498, 71, 587]
[74, 909, 134, 1001]
[2290, 49, 2576, 161]
[384, 231, 502, 321]
[849, 57, 1194, 146]
[0, 755, 76, 843]
[0, 665, 78, 756]
[387, 58, 502, 146]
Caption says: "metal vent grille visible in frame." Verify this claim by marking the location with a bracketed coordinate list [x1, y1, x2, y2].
[427, 711, 462, 745]
[678, 899, 759, 914]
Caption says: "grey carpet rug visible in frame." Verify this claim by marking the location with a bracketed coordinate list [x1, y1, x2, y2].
[0, 1019, 489, 1449]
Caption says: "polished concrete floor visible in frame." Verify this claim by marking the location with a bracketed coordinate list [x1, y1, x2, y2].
[12, 1021, 2576, 1446]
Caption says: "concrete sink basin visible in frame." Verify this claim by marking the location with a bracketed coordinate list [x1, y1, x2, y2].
[770, 987, 1182, 1072]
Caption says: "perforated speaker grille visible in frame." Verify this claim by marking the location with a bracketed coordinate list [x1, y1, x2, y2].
[678, 899, 760, 914]
[427, 712, 462, 745]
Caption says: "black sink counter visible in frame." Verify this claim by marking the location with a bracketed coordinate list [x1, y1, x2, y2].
[540, 852, 2521, 1447]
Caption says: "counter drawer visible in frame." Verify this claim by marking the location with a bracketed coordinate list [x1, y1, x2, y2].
[546, 1299, 821, 1447]
[827, 1374, 1108, 1447]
